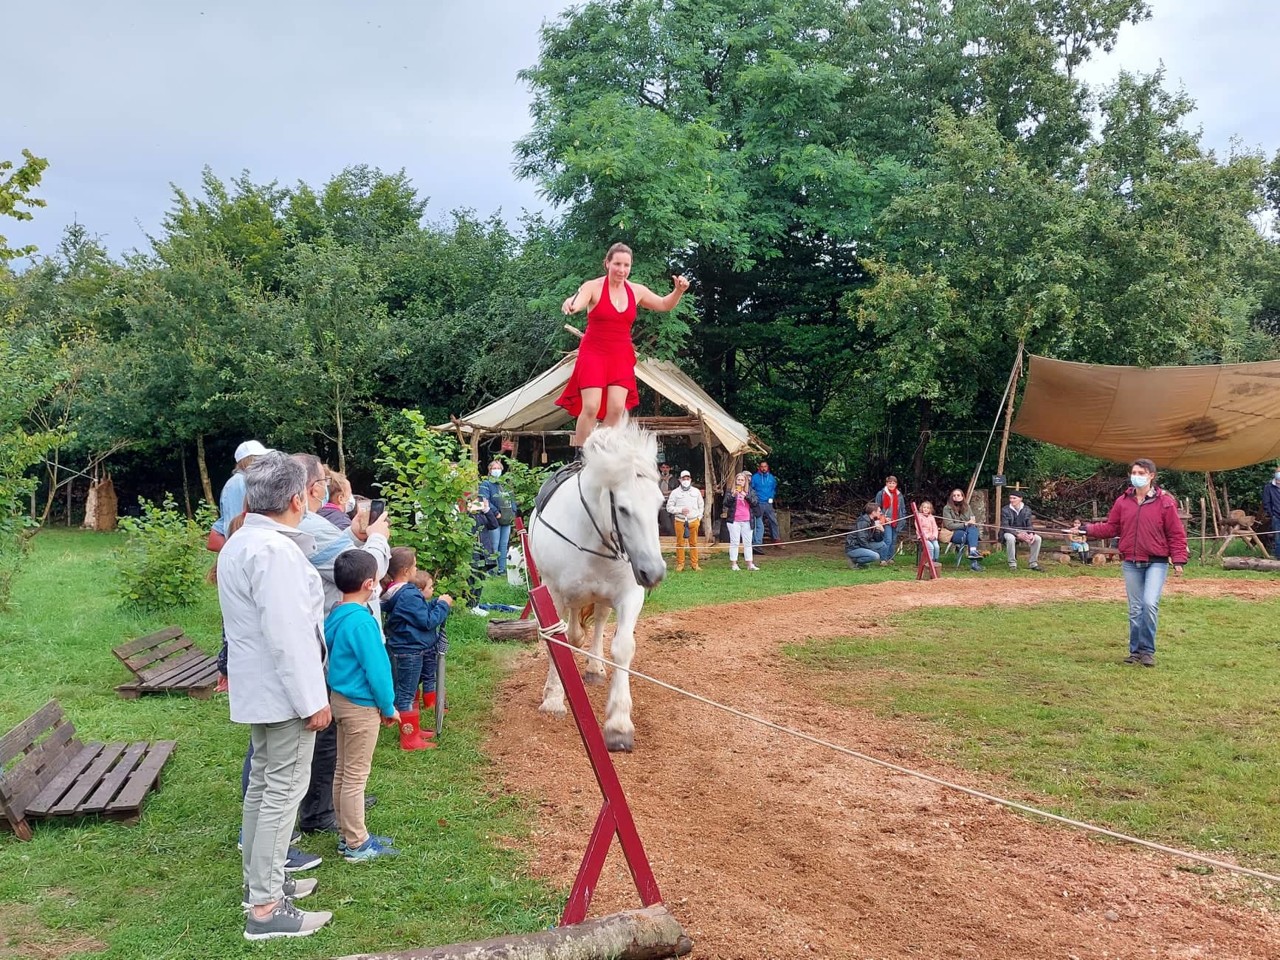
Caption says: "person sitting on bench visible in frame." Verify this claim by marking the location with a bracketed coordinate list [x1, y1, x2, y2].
[942, 489, 983, 572]
[1001, 491, 1043, 571]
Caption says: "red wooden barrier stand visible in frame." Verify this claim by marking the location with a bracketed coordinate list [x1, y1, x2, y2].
[516, 517, 541, 619]
[529, 585, 664, 926]
[911, 501, 941, 581]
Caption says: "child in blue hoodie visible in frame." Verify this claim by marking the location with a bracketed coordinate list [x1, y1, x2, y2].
[382, 547, 453, 751]
[325, 550, 399, 862]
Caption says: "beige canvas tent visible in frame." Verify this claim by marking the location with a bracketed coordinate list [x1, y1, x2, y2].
[1013, 355, 1280, 471]
[435, 352, 768, 543]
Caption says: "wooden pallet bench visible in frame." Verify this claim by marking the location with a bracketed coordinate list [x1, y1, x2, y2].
[112, 626, 220, 699]
[0, 700, 176, 841]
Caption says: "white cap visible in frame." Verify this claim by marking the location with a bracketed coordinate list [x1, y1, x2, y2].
[679, 470, 691, 478]
[234, 440, 271, 462]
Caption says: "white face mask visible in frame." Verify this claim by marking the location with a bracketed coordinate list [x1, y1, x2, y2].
[490, 469, 502, 478]
[1130, 474, 1150, 489]
[680, 479, 691, 489]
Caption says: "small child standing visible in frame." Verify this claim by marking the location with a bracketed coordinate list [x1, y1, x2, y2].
[382, 547, 453, 751]
[1069, 518, 1093, 564]
[917, 501, 940, 562]
[325, 551, 400, 862]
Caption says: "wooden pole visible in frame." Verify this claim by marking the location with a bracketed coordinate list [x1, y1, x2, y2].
[1200, 497, 1207, 563]
[700, 418, 715, 547]
[333, 906, 693, 960]
[990, 342, 1025, 539]
[1206, 473, 1222, 538]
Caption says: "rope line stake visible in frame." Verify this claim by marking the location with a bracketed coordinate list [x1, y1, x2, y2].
[539, 634, 1280, 886]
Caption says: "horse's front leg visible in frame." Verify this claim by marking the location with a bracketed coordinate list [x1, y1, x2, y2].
[540, 601, 582, 718]
[583, 604, 610, 686]
[603, 588, 644, 752]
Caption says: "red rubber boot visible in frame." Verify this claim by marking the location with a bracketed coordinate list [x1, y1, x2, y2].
[398, 708, 436, 750]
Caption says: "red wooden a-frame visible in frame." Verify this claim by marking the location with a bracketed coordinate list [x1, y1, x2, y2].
[528, 585, 665, 926]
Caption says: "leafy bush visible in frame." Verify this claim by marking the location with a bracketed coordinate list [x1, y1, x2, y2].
[116, 496, 213, 610]
[377, 410, 480, 599]
[491, 454, 555, 516]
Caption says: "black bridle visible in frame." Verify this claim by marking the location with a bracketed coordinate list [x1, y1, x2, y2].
[533, 472, 630, 564]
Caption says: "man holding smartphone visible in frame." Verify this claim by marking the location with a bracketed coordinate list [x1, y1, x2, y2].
[291, 454, 392, 836]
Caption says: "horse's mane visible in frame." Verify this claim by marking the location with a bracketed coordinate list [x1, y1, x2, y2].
[581, 421, 659, 488]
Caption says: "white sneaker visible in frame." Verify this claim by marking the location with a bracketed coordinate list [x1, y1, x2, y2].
[747, 564, 760, 571]
[730, 564, 740, 571]
[470, 606, 487, 616]
[244, 898, 332, 940]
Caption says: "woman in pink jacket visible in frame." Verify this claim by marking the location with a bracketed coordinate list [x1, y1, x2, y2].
[1075, 459, 1188, 668]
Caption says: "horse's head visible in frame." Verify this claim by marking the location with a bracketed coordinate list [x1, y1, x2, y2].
[581, 423, 667, 589]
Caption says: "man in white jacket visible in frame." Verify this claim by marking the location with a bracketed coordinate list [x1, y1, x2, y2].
[292, 453, 391, 836]
[218, 452, 334, 940]
[666, 469, 706, 572]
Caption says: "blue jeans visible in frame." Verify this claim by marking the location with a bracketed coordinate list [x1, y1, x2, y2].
[1121, 560, 1169, 657]
[882, 519, 898, 555]
[391, 649, 437, 712]
[924, 540, 939, 561]
[947, 526, 980, 553]
[753, 502, 780, 544]
[846, 540, 892, 567]
[493, 523, 513, 573]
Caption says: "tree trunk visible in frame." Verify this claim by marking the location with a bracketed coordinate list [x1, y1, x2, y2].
[195, 435, 215, 506]
[40, 451, 61, 525]
[332, 906, 692, 960]
[913, 398, 932, 488]
[334, 386, 347, 474]
[1223, 557, 1280, 572]
[180, 445, 193, 519]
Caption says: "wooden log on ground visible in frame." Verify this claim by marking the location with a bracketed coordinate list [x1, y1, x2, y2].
[1222, 557, 1280, 573]
[334, 905, 693, 960]
[486, 619, 539, 643]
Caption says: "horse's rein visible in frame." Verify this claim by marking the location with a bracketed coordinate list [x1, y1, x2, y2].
[532, 473, 628, 563]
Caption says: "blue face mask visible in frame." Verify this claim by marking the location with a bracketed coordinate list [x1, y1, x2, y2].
[1130, 473, 1150, 489]
[1274, 472, 1280, 482]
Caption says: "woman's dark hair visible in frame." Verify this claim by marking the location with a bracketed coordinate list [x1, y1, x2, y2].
[1131, 458, 1157, 474]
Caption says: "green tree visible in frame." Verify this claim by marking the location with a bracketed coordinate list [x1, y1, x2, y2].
[0, 150, 48, 265]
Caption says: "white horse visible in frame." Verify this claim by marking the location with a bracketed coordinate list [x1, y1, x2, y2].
[528, 423, 667, 751]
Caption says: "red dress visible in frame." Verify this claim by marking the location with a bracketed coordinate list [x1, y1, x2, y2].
[556, 280, 640, 419]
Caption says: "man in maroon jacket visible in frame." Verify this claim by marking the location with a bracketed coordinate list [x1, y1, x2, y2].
[1074, 459, 1188, 667]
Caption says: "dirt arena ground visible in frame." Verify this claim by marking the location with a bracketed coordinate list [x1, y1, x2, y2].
[487, 576, 1280, 960]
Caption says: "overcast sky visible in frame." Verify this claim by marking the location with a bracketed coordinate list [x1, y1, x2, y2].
[4, 0, 1277, 262]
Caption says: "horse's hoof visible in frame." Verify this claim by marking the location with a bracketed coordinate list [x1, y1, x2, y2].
[583, 670, 607, 686]
[539, 702, 567, 719]
[604, 729, 634, 752]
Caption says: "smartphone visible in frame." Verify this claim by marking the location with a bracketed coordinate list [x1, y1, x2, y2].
[369, 499, 386, 523]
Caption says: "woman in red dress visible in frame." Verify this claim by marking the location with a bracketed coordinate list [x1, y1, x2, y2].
[557, 243, 690, 448]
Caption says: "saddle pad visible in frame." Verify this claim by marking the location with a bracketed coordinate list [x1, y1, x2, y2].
[534, 460, 584, 516]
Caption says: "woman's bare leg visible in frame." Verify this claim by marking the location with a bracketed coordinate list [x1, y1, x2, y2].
[603, 385, 629, 427]
[573, 387, 602, 446]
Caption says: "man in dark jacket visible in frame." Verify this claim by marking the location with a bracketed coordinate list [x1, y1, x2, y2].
[1263, 465, 1280, 559]
[1000, 491, 1042, 571]
[845, 503, 892, 569]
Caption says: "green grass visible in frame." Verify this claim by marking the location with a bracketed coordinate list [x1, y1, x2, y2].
[786, 594, 1280, 875]
[0, 530, 559, 959]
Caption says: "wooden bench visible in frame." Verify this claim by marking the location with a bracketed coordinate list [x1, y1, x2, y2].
[0, 701, 176, 841]
[112, 626, 220, 699]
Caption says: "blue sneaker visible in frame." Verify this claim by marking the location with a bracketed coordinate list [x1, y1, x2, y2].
[284, 847, 322, 873]
[342, 836, 399, 862]
[338, 833, 393, 854]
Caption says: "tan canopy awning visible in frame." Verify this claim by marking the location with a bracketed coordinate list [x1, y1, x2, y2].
[1012, 355, 1280, 471]
[435, 352, 768, 456]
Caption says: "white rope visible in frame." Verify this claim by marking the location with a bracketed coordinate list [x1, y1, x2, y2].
[538, 632, 1280, 886]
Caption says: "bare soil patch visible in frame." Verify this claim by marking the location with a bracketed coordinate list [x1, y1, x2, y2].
[487, 576, 1280, 960]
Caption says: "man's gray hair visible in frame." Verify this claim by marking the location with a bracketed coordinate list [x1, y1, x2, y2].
[246, 451, 307, 515]
[291, 452, 324, 485]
